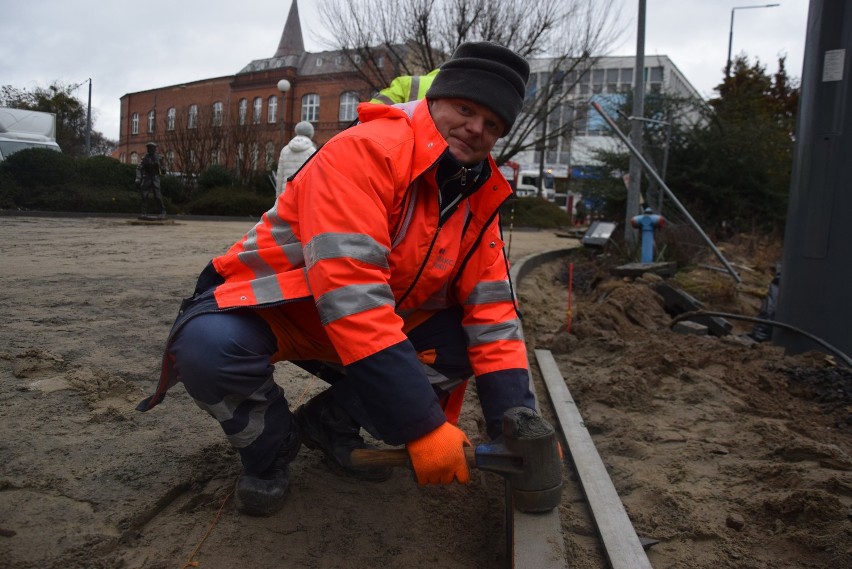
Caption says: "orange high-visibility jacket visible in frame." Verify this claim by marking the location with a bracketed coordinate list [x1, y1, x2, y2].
[145, 99, 534, 444]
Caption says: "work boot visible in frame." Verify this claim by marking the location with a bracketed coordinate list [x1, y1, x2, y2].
[234, 424, 301, 517]
[294, 390, 392, 482]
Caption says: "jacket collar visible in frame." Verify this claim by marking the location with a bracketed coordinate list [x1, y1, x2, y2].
[356, 99, 513, 204]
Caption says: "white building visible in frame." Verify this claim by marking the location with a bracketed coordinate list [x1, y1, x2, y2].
[511, 54, 703, 181]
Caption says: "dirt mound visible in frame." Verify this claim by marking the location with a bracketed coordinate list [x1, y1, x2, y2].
[520, 242, 852, 568]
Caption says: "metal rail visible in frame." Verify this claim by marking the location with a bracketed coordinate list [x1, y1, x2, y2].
[535, 349, 653, 569]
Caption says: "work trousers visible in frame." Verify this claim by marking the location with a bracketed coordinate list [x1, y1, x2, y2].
[169, 305, 472, 475]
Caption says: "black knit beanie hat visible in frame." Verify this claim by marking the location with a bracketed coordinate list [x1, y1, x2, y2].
[426, 41, 529, 136]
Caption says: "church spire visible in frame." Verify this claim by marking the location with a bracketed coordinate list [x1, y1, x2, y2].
[274, 0, 305, 58]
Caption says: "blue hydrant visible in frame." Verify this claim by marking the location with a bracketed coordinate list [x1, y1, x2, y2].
[631, 207, 666, 263]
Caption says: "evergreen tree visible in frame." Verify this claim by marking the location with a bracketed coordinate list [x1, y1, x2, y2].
[670, 56, 799, 234]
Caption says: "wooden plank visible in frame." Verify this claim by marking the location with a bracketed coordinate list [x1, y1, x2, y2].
[535, 349, 653, 569]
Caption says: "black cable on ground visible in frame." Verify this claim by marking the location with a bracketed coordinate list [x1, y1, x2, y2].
[670, 310, 852, 368]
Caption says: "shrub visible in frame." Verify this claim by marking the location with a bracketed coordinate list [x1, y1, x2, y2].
[0, 148, 76, 188]
[160, 174, 187, 204]
[183, 187, 272, 217]
[199, 165, 237, 190]
[77, 156, 136, 189]
[499, 197, 572, 229]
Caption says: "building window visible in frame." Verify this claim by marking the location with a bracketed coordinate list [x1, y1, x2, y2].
[131, 113, 139, 135]
[339, 91, 359, 122]
[188, 104, 198, 129]
[211, 149, 220, 165]
[377, 56, 384, 68]
[147, 110, 156, 133]
[592, 68, 605, 89]
[119, 152, 126, 163]
[239, 98, 248, 125]
[166, 150, 175, 170]
[316, 57, 323, 67]
[265, 141, 275, 168]
[301, 93, 320, 122]
[268, 96, 278, 123]
[130, 151, 138, 164]
[252, 97, 262, 124]
[212, 101, 223, 127]
[167, 107, 176, 131]
[353, 54, 361, 64]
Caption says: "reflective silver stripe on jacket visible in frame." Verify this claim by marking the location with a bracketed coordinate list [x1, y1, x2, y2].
[304, 232, 389, 269]
[465, 318, 524, 346]
[249, 273, 287, 304]
[391, 183, 420, 248]
[192, 377, 279, 448]
[465, 280, 513, 305]
[316, 283, 395, 325]
[423, 364, 465, 392]
[374, 93, 395, 105]
[409, 75, 421, 102]
[240, 208, 305, 269]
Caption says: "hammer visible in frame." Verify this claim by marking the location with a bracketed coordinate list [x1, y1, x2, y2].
[350, 407, 563, 513]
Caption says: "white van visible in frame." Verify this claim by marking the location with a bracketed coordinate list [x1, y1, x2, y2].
[0, 107, 61, 161]
[515, 169, 555, 200]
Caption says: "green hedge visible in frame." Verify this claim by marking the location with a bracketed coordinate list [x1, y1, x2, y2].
[182, 187, 272, 217]
[1, 148, 572, 227]
[500, 196, 572, 228]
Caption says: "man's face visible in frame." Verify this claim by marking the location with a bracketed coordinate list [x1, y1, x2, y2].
[429, 98, 505, 166]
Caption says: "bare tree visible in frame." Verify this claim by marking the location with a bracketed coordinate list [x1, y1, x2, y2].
[318, 0, 624, 165]
[162, 105, 232, 195]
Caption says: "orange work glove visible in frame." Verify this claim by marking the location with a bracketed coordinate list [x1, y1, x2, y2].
[406, 422, 472, 485]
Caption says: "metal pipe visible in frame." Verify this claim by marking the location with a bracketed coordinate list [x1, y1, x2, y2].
[590, 101, 742, 283]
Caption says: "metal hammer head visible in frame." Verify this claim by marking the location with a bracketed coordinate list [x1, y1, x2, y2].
[476, 407, 563, 513]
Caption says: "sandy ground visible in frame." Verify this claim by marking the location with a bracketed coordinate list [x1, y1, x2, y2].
[0, 215, 568, 569]
[1, 215, 850, 568]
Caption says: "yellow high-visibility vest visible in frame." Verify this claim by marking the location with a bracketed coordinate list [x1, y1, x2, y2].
[370, 69, 440, 104]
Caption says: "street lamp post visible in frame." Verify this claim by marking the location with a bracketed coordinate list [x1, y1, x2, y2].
[726, 4, 781, 77]
[277, 79, 291, 148]
[72, 78, 93, 156]
[85, 78, 92, 157]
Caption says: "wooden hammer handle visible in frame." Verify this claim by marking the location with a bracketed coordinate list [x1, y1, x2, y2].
[349, 446, 476, 469]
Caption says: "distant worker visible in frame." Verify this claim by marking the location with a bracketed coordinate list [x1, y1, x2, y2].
[370, 68, 439, 105]
[574, 198, 587, 226]
[136, 142, 167, 218]
[275, 121, 317, 198]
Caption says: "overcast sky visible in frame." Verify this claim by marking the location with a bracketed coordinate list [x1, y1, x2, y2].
[0, 0, 810, 143]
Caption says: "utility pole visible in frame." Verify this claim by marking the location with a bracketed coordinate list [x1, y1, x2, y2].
[774, 0, 852, 357]
[85, 78, 92, 157]
[625, 0, 646, 246]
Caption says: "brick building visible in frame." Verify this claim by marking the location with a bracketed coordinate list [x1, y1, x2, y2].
[114, 0, 393, 177]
